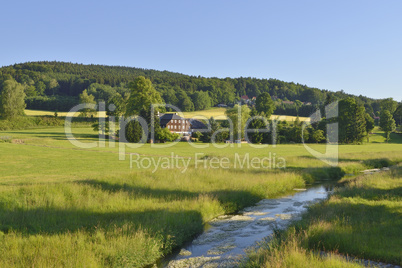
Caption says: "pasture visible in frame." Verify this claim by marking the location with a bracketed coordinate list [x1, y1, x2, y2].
[1, 125, 402, 267]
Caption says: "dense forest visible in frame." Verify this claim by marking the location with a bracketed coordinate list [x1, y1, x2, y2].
[0, 61, 388, 116]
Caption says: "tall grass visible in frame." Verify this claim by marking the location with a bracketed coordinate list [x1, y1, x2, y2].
[0, 167, 305, 267]
[1, 127, 402, 267]
[244, 165, 402, 267]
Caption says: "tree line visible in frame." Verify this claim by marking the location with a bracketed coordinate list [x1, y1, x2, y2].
[0, 61, 390, 117]
[0, 63, 400, 143]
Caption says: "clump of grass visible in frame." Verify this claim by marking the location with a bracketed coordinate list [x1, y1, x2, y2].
[0, 136, 12, 143]
[302, 167, 345, 184]
[243, 229, 363, 268]
[362, 158, 395, 169]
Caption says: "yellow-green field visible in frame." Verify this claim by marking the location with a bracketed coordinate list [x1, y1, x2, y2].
[173, 107, 310, 121]
[25, 109, 107, 118]
[0, 125, 401, 267]
[26, 107, 310, 122]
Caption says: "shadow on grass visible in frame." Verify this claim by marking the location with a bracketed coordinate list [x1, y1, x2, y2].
[78, 179, 200, 201]
[5, 131, 99, 141]
[338, 186, 402, 201]
[298, 156, 396, 169]
[0, 181, 263, 254]
[78, 179, 262, 214]
[371, 132, 402, 144]
[0, 205, 204, 253]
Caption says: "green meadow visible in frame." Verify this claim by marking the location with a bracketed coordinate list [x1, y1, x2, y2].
[1, 125, 402, 267]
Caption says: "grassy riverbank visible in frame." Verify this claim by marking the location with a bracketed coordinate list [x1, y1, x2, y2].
[244, 165, 402, 267]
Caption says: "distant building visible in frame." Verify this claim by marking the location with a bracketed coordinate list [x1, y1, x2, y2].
[241, 95, 249, 101]
[159, 113, 207, 135]
[217, 104, 228, 107]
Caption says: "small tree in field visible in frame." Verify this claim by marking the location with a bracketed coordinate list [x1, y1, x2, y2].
[255, 92, 275, 118]
[79, 90, 96, 118]
[380, 110, 396, 142]
[0, 79, 26, 119]
[311, 129, 325, 143]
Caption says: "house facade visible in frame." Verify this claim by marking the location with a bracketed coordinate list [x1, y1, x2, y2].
[159, 113, 207, 135]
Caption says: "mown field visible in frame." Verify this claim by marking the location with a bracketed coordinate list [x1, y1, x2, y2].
[1, 125, 402, 267]
[244, 165, 402, 267]
[25, 109, 107, 118]
[25, 107, 310, 122]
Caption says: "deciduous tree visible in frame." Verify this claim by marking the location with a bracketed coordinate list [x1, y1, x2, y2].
[0, 79, 26, 119]
[365, 113, 375, 142]
[255, 92, 275, 118]
[225, 104, 251, 140]
[380, 110, 396, 142]
[79, 89, 96, 117]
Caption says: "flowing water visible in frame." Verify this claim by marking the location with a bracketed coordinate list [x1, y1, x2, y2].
[162, 183, 335, 268]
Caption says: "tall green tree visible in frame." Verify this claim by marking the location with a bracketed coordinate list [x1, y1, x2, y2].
[199, 117, 225, 143]
[125, 76, 164, 118]
[125, 120, 145, 143]
[35, 80, 46, 96]
[380, 98, 398, 114]
[255, 92, 275, 118]
[79, 89, 96, 117]
[125, 76, 164, 142]
[0, 79, 26, 119]
[365, 113, 375, 142]
[176, 90, 194, 112]
[192, 91, 211, 110]
[393, 104, 402, 126]
[380, 110, 396, 142]
[338, 98, 366, 144]
[225, 104, 251, 140]
[107, 93, 127, 118]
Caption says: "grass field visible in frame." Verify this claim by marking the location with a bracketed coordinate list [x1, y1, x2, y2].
[25, 107, 310, 122]
[1, 125, 402, 267]
[25, 109, 107, 118]
[244, 165, 402, 267]
[179, 107, 310, 122]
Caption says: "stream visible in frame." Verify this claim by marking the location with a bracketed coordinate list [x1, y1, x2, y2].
[161, 183, 335, 268]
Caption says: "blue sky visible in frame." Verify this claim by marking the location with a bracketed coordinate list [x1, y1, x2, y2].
[1, 0, 401, 101]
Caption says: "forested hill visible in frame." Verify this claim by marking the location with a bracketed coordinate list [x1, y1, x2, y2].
[0, 61, 382, 116]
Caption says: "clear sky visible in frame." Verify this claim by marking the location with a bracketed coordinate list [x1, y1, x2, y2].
[1, 0, 401, 101]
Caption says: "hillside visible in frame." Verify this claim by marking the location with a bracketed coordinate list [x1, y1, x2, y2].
[0, 61, 381, 116]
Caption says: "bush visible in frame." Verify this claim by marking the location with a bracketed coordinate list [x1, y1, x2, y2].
[363, 158, 395, 169]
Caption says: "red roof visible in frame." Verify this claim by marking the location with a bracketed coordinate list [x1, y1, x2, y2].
[241, 95, 249, 100]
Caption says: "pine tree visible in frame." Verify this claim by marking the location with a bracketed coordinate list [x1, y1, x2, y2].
[338, 98, 366, 144]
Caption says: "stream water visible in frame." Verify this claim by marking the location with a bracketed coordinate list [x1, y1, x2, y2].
[162, 183, 335, 268]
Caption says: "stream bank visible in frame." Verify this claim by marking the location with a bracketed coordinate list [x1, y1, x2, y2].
[162, 183, 335, 267]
